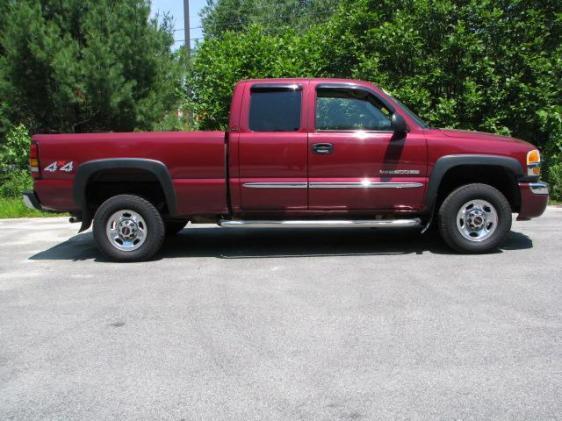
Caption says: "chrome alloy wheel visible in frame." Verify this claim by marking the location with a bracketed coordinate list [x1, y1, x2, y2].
[105, 209, 147, 252]
[456, 199, 498, 242]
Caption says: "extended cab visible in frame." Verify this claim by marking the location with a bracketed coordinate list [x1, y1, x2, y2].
[24, 78, 549, 261]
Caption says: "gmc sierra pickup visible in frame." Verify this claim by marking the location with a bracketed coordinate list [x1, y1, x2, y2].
[24, 78, 549, 261]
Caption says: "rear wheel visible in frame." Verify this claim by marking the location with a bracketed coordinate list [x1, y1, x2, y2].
[93, 194, 165, 262]
[438, 183, 512, 253]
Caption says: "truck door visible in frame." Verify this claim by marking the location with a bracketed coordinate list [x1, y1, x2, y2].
[237, 83, 308, 211]
[307, 83, 427, 211]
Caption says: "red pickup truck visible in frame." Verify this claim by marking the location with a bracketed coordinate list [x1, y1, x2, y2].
[24, 78, 549, 261]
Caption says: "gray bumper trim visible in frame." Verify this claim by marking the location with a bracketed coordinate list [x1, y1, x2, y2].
[528, 182, 549, 195]
[22, 191, 43, 211]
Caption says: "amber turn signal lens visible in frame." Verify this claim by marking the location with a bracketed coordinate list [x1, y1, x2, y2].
[526, 149, 541, 177]
[527, 149, 540, 165]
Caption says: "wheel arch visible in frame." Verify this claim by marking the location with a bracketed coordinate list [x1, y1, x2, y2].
[73, 158, 176, 232]
[426, 155, 523, 216]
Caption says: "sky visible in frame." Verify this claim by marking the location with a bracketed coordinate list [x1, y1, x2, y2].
[150, 0, 207, 50]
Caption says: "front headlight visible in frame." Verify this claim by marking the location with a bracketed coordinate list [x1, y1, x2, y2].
[526, 149, 541, 176]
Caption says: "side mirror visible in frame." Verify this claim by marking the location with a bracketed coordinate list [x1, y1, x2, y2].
[391, 113, 408, 136]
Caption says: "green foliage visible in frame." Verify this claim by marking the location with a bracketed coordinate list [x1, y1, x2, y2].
[0, 124, 32, 198]
[186, 26, 317, 129]
[190, 0, 562, 197]
[0, 0, 559, 200]
[201, 0, 340, 38]
[548, 162, 562, 201]
[0, 124, 30, 170]
[0, 0, 183, 134]
[537, 104, 562, 200]
[0, 170, 32, 198]
[201, 0, 254, 37]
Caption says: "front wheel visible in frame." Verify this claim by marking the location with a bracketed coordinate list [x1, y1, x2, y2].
[93, 194, 165, 262]
[438, 183, 512, 253]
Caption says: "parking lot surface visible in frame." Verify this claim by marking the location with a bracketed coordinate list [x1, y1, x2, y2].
[1, 207, 561, 420]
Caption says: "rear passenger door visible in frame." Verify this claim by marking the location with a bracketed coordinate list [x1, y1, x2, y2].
[237, 83, 308, 211]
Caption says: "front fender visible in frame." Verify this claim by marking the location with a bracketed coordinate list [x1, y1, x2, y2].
[425, 154, 523, 213]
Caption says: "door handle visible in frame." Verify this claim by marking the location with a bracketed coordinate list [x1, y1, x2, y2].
[312, 143, 334, 154]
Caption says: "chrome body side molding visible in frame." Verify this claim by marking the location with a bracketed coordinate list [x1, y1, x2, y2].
[243, 182, 307, 189]
[308, 181, 423, 189]
[243, 181, 423, 189]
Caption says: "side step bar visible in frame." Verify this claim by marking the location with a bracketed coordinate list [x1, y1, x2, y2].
[218, 218, 422, 229]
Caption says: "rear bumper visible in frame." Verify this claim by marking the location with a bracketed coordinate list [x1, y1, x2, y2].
[517, 182, 549, 220]
[22, 191, 57, 212]
[22, 191, 43, 211]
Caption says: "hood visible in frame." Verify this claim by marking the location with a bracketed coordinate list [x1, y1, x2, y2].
[436, 128, 534, 148]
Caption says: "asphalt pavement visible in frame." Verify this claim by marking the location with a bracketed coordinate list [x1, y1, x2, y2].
[1, 207, 561, 420]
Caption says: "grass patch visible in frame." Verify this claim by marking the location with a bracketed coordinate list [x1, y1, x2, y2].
[0, 197, 65, 218]
[1, 195, 559, 219]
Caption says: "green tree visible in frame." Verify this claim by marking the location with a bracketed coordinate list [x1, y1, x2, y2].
[201, 0, 255, 37]
[201, 0, 340, 38]
[186, 25, 326, 129]
[0, 0, 183, 135]
[190, 0, 562, 198]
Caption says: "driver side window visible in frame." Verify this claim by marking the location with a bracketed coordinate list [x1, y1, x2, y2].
[315, 87, 392, 131]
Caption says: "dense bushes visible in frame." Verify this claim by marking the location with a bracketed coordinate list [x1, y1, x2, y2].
[0, 125, 32, 198]
[189, 0, 561, 198]
[0, 0, 560, 201]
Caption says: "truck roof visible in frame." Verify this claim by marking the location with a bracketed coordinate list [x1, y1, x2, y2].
[238, 77, 378, 87]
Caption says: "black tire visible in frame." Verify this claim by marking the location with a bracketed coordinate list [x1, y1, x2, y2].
[438, 183, 512, 253]
[165, 219, 188, 236]
[93, 194, 165, 262]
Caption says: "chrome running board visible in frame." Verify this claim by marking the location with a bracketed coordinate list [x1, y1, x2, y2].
[219, 218, 422, 229]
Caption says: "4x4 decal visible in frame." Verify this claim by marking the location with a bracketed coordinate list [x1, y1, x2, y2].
[44, 161, 74, 173]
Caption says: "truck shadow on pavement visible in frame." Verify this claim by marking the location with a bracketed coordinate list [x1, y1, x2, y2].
[29, 227, 533, 262]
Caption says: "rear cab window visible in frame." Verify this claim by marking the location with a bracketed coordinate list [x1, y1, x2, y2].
[249, 85, 302, 132]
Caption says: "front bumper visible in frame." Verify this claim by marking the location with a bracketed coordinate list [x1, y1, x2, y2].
[517, 182, 549, 220]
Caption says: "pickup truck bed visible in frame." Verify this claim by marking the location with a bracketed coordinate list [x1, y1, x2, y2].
[32, 131, 228, 216]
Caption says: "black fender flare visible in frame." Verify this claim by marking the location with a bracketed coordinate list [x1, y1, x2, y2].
[73, 158, 176, 231]
[425, 154, 523, 216]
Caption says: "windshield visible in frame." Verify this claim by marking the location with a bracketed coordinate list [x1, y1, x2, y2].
[380, 88, 430, 128]
[391, 97, 430, 128]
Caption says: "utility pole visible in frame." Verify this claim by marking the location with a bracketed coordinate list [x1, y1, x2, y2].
[183, 0, 190, 56]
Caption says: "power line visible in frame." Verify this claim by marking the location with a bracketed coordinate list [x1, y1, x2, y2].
[173, 38, 204, 44]
[174, 0, 339, 34]
[173, 1, 340, 47]
[174, 26, 202, 32]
